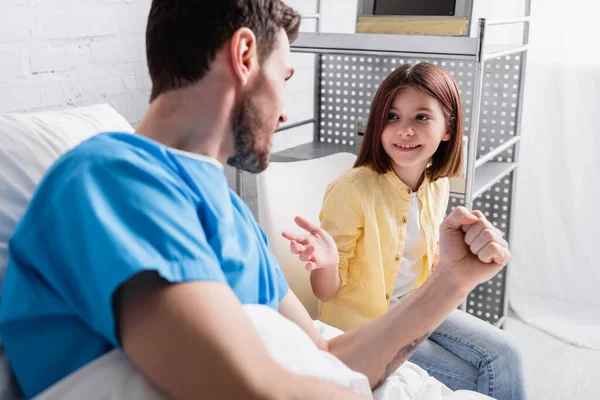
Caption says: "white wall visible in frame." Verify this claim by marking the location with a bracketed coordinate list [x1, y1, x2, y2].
[0, 0, 356, 141]
[0, 0, 152, 126]
[470, 0, 527, 44]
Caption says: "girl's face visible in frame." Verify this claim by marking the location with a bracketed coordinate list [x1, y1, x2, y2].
[380, 86, 450, 176]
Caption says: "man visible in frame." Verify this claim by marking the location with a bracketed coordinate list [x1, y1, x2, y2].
[0, 1, 511, 399]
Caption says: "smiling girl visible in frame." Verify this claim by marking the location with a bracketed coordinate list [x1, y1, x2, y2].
[284, 63, 526, 399]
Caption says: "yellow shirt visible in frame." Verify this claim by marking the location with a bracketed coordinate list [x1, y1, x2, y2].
[318, 166, 450, 332]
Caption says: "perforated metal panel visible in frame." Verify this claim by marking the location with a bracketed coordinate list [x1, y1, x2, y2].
[447, 174, 514, 325]
[457, 54, 521, 324]
[318, 55, 476, 147]
[477, 55, 522, 161]
[316, 53, 523, 325]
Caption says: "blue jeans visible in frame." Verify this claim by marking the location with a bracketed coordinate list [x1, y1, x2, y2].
[408, 309, 526, 400]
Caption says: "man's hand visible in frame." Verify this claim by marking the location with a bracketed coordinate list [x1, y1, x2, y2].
[282, 216, 339, 271]
[436, 206, 510, 290]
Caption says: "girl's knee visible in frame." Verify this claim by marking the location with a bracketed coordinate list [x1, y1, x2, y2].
[493, 334, 525, 371]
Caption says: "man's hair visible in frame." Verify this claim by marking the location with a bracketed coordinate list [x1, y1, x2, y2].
[355, 62, 464, 181]
[146, 0, 301, 101]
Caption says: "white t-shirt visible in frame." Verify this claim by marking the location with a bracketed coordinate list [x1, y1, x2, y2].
[389, 193, 428, 308]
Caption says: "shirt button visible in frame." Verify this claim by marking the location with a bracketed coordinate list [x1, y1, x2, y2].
[403, 217, 408, 224]
[407, 188, 412, 194]
[386, 294, 390, 300]
[395, 255, 401, 262]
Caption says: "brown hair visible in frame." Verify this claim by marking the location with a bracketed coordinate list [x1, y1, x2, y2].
[355, 62, 463, 181]
[146, 0, 301, 101]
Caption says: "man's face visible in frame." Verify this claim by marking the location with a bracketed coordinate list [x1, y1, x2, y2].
[227, 29, 294, 173]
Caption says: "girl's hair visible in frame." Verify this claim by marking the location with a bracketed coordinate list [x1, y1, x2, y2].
[354, 62, 463, 181]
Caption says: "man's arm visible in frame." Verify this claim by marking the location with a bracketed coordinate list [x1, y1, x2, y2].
[278, 270, 466, 388]
[279, 207, 510, 388]
[327, 269, 469, 387]
[116, 272, 367, 400]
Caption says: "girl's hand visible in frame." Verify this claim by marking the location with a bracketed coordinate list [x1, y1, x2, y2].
[282, 216, 340, 271]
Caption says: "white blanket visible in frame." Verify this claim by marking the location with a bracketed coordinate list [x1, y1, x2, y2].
[34, 305, 490, 400]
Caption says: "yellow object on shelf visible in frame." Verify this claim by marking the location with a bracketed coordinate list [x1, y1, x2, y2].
[356, 15, 468, 36]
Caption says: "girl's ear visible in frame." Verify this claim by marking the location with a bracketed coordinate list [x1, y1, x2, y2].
[441, 131, 451, 141]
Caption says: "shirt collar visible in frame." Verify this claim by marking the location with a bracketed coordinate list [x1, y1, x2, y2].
[168, 147, 224, 170]
[384, 169, 430, 198]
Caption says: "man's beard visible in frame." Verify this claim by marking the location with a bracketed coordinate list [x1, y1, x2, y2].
[227, 94, 272, 174]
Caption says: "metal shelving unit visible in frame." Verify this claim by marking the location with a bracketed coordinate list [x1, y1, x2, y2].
[268, 9, 531, 327]
[290, 32, 480, 59]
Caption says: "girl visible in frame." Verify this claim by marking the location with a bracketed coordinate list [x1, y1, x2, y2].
[284, 63, 526, 399]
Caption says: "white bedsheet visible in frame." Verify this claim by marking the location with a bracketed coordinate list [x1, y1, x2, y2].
[34, 305, 490, 400]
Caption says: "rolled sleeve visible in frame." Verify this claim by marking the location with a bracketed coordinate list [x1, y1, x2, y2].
[32, 157, 225, 346]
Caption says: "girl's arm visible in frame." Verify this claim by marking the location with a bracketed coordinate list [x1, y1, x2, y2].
[282, 178, 363, 302]
[310, 260, 342, 301]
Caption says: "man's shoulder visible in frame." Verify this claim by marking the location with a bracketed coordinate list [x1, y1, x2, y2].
[66, 132, 166, 168]
[46, 132, 182, 188]
[26, 133, 188, 219]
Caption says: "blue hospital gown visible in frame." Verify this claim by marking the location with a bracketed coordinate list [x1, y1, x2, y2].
[0, 132, 289, 398]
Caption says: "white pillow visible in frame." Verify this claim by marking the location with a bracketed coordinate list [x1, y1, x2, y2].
[0, 104, 135, 400]
[0, 104, 134, 284]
